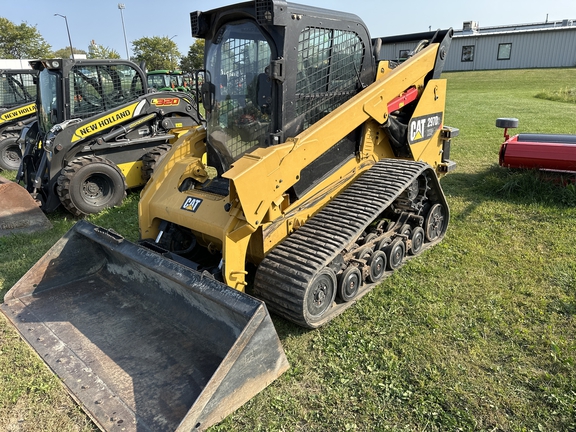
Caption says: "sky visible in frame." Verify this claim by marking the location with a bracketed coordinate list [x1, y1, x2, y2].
[2, 0, 575, 60]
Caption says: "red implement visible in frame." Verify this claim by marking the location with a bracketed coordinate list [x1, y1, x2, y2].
[497, 118, 576, 174]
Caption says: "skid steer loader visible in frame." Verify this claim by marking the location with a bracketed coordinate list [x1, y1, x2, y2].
[0, 68, 38, 170]
[15, 58, 201, 216]
[1, 1, 458, 430]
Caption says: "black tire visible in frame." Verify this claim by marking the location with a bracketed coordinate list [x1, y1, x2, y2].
[409, 227, 425, 255]
[142, 144, 171, 181]
[57, 155, 127, 216]
[337, 266, 362, 302]
[367, 250, 387, 283]
[0, 133, 22, 171]
[496, 118, 519, 129]
[385, 238, 405, 270]
[424, 203, 447, 242]
[303, 268, 337, 325]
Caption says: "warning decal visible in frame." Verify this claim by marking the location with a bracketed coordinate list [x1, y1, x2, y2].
[0, 103, 36, 125]
[181, 196, 203, 212]
[408, 112, 443, 145]
[71, 101, 140, 143]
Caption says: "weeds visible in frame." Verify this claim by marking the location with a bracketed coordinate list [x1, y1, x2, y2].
[535, 86, 576, 104]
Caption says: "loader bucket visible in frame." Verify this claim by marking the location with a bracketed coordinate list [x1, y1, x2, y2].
[0, 220, 289, 432]
[0, 176, 52, 236]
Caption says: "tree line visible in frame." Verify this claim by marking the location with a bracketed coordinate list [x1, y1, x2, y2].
[0, 17, 204, 72]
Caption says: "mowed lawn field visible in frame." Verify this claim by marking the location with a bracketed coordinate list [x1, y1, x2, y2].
[1, 68, 575, 431]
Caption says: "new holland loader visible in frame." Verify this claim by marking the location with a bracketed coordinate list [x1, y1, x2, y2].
[1, 1, 458, 430]
[0, 68, 38, 170]
[15, 58, 201, 216]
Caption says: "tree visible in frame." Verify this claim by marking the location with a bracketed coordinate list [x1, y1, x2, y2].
[132, 36, 180, 71]
[180, 39, 204, 72]
[52, 47, 88, 59]
[88, 44, 120, 60]
[0, 17, 52, 58]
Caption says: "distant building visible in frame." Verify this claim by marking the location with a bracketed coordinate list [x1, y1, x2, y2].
[378, 18, 576, 72]
[0, 59, 33, 69]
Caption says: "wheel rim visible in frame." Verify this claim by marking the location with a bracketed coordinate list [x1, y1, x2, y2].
[368, 250, 387, 283]
[425, 203, 446, 241]
[81, 173, 114, 205]
[0, 139, 22, 170]
[338, 266, 361, 302]
[306, 269, 336, 318]
[410, 227, 425, 255]
[387, 239, 405, 270]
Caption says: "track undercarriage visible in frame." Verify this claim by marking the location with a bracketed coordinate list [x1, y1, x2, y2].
[254, 159, 449, 328]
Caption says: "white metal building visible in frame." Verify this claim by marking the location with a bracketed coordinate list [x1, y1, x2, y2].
[378, 19, 576, 72]
[0, 59, 33, 70]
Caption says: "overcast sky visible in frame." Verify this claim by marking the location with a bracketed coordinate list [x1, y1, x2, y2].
[3, 0, 575, 59]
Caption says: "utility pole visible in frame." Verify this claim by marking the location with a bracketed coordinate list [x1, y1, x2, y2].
[118, 4, 130, 60]
[54, 14, 75, 60]
[169, 35, 177, 69]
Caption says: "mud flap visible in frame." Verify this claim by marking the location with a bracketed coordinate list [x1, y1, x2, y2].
[0, 220, 289, 431]
[0, 176, 52, 236]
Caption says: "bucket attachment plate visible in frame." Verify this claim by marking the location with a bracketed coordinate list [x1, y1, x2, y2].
[1, 220, 289, 431]
[0, 176, 52, 236]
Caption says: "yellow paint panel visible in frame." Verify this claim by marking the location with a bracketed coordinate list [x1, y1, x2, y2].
[117, 160, 145, 188]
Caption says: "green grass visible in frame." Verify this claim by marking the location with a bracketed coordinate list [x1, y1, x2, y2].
[1, 68, 576, 431]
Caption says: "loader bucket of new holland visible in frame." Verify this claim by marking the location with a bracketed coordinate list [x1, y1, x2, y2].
[0, 220, 289, 432]
[0, 176, 52, 236]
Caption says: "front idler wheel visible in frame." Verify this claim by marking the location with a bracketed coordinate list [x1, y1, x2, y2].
[425, 203, 447, 242]
[337, 265, 362, 302]
[57, 155, 127, 216]
[385, 238, 405, 270]
[367, 250, 387, 283]
[304, 268, 337, 325]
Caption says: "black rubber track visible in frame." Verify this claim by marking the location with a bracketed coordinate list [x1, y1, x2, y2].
[253, 159, 449, 328]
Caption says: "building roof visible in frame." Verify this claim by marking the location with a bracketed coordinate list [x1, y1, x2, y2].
[455, 19, 576, 38]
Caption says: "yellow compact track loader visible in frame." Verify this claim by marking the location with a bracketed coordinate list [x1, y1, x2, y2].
[0, 69, 38, 170]
[16, 59, 201, 216]
[1, 1, 458, 430]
